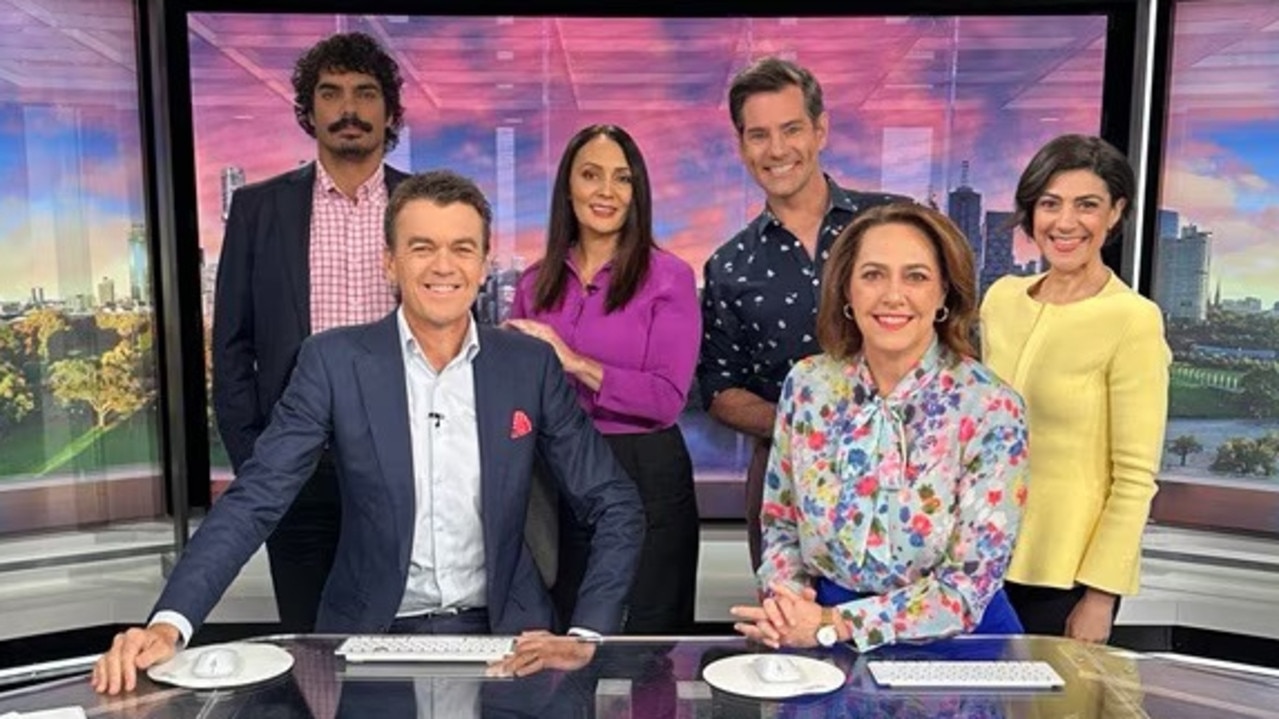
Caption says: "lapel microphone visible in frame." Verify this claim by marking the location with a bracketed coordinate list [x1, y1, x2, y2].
[428, 412, 445, 428]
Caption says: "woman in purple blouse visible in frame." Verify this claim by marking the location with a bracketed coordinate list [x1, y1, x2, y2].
[507, 124, 701, 634]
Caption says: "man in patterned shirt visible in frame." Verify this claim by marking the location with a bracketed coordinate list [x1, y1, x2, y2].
[212, 32, 411, 632]
[697, 57, 911, 570]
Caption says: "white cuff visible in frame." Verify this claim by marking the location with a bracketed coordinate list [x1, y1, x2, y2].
[149, 611, 193, 647]
[566, 627, 603, 642]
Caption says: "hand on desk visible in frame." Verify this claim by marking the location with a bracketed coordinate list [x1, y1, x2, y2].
[731, 583, 831, 649]
[91, 624, 179, 695]
[491, 630, 596, 677]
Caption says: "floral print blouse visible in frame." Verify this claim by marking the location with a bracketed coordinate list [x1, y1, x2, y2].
[758, 340, 1029, 651]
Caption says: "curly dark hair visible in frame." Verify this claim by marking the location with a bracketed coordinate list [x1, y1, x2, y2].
[291, 32, 405, 152]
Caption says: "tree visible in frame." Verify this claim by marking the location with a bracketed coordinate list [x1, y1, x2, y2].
[0, 324, 34, 438]
[1239, 366, 1279, 420]
[1167, 435, 1203, 467]
[1210, 437, 1278, 478]
[47, 352, 146, 429]
[16, 308, 69, 361]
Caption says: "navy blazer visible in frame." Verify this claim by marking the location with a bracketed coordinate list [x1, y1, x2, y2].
[212, 162, 410, 471]
[157, 314, 645, 635]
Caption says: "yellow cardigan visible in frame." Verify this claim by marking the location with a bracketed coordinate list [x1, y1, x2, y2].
[980, 272, 1170, 596]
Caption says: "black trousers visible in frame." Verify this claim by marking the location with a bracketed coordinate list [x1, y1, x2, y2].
[1005, 581, 1122, 639]
[265, 451, 341, 633]
[552, 425, 701, 634]
[388, 608, 491, 635]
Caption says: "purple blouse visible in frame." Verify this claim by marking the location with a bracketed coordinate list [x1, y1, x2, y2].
[510, 248, 701, 435]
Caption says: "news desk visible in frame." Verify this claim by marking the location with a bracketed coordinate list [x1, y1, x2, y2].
[2, 635, 1277, 718]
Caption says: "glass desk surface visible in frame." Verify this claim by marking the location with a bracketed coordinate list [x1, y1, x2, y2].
[3, 634, 1278, 718]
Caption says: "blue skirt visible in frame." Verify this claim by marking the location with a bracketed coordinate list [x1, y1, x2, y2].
[814, 577, 1023, 636]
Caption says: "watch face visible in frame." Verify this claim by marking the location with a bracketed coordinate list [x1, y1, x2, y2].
[816, 625, 838, 647]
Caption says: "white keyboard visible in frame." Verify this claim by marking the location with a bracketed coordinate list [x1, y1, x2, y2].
[867, 660, 1065, 689]
[335, 635, 516, 663]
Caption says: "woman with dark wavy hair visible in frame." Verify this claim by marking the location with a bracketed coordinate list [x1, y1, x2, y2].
[508, 124, 701, 634]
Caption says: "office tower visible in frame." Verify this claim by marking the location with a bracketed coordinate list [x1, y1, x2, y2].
[1155, 224, 1211, 320]
[947, 160, 983, 271]
[127, 223, 149, 304]
[221, 166, 245, 223]
[1158, 209, 1180, 240]
[980, 211, 1017, 292]
[97, 276, 115, 306]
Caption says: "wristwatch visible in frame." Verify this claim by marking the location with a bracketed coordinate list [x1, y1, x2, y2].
[815, 607, 839, 648]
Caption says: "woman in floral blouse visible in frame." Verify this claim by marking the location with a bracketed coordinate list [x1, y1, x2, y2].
[731, 203, 1029, 652]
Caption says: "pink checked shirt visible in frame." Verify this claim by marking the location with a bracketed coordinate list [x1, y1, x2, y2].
[309, 162, 395, 333]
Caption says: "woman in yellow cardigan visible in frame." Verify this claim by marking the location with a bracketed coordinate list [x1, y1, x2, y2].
[980, 135, 1170, 643]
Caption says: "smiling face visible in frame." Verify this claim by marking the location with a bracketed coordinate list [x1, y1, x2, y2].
[1032, 168, 1125, 274]
[846, 222, 947, 366]
[383, 199, 487, 337]
[310, 70, 388, 161]
[737, 84, 828, 203]
[569, 134, 633, 242]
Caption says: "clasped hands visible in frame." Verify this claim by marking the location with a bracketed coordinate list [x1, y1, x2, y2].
[731, 583, 836, 649]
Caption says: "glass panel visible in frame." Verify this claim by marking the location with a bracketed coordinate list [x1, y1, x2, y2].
[0, 0, 166, 538]
[188, 14, 1107, 502]
[1156, 0, 1279, 492]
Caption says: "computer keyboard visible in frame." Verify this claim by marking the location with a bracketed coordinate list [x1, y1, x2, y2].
[335, 635, 517, 663]
[867, 660, 1065, 689]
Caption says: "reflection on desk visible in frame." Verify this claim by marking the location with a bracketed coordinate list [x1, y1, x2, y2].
[4, 635, 1279, 718]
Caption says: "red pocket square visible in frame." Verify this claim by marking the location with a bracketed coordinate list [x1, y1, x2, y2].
[511, 410, 533, 439]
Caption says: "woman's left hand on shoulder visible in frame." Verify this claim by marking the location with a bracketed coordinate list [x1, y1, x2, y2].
[505, 319, 580, 369]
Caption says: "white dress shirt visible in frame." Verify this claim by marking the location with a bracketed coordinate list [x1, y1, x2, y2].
[395, 309, 486, 616]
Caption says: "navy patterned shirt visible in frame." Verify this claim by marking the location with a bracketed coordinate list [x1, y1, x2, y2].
[697, 177, 911, 407]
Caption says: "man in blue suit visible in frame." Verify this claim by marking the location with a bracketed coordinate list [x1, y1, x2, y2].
[93, 170, 645, 694]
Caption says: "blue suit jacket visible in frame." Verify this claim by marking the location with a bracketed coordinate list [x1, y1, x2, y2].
[212, 162, 410, 471]
[157, 313, 645, 635]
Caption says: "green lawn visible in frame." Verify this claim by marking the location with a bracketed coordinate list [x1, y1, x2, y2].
[1169, 381, 1246, 419]
[0, 407, 161, 478]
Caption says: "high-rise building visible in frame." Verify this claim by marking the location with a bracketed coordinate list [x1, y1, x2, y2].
[221, 166, 245, 223]
[979, 211, 1017, 293]
[97, 276, 115, 306]
[947, 160, 983, 271]
[1157, 209, 1180, 240]
[1155, 224, 1211, 320]
[127, 223, 149, 304]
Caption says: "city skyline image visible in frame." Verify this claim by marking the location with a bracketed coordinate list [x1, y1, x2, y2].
[186, 13, 1111, 289]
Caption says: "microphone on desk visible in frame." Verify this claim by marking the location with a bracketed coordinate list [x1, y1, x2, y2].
[428, 412, 445, 428]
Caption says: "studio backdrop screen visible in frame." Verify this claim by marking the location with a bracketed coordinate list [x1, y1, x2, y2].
[187, 13, 1108, 501]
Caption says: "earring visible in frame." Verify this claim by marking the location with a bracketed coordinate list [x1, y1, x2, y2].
[935, 306, 951, 323]
[842, 304, 854, 321]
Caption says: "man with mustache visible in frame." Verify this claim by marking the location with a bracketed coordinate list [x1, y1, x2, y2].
[212, 31, 410, 633]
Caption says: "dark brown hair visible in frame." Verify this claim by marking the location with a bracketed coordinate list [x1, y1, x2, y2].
[1013, 134, 1135, 242]
[384, 170, 491, 252]
[727, 56, 824, 135]
[292, 32, 406, 151]
[531, 124, 655, 314]
[817, 203, 977, 360]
